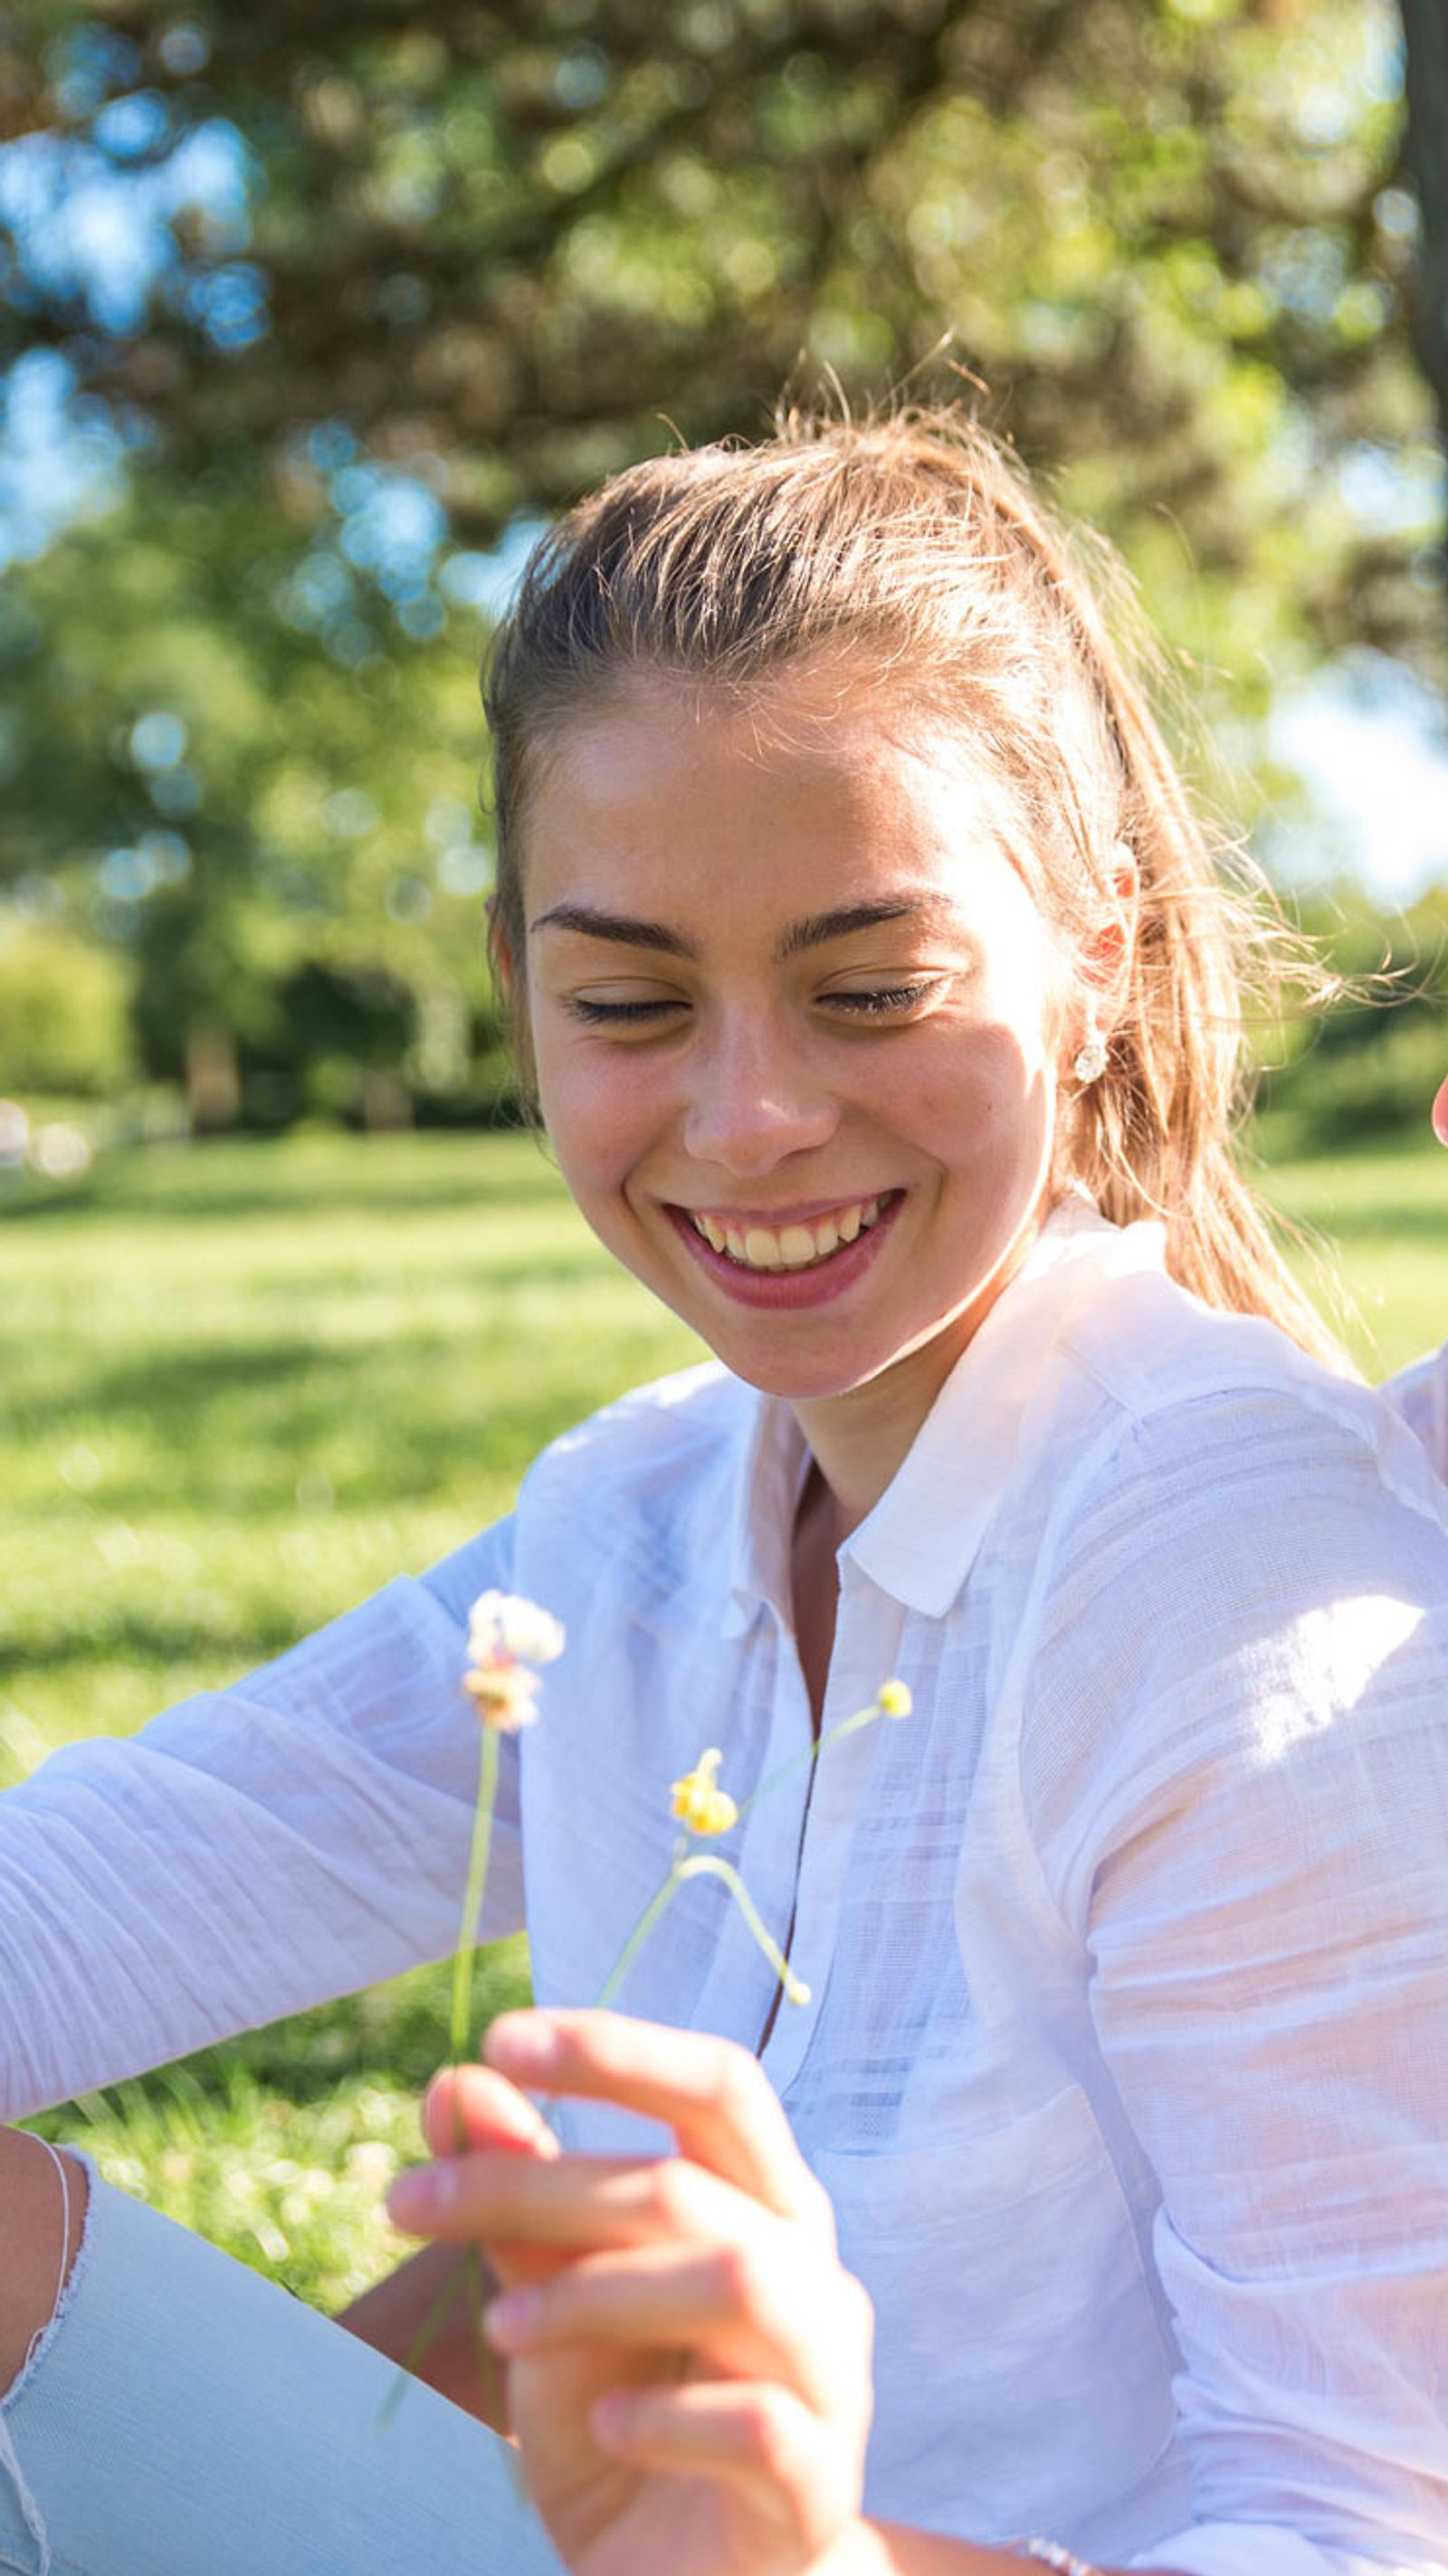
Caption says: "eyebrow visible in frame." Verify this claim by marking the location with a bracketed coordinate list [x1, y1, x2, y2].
[528, 895, 963, 961]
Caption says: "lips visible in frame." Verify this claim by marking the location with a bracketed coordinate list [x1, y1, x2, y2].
[686, 1194, 891, 1274]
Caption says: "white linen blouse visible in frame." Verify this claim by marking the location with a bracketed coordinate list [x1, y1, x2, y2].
[3, 1201, 1448, 2575]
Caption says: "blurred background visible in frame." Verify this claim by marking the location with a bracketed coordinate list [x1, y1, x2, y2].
[1, 0, 1445, 1166]
[4, 0, 1448, 2306]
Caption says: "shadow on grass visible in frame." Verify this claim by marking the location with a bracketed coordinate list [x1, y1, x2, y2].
[5, 1318, 636, 1519]
[0, 1608, 304, 1684]
[2, 1135, 569, 1232]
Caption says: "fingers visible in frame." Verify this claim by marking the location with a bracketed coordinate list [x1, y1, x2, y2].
[485, 2234, 873, 2423]
[423, 2063, 560, 2165]
[389, 2130, 749, 2256]
[588, 2378, 862, 2554]
[417, 2066, 567, 2290]
[482, 2008, 831, 2229]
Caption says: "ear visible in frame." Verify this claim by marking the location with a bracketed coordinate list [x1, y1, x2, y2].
[486, 894, 516, 997]
[1079, 841, 1138, 1005]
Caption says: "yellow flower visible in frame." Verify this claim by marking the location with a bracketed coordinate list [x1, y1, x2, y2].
[671, 1747, 739, 1838]
[876, 1678, 912, 1719]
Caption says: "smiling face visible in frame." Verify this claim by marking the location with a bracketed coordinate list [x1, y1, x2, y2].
[519, 663, 1079, 1477]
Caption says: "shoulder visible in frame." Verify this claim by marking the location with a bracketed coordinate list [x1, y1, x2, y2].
[510, 1360, 760, 1612]
[1016, 1289, 1448, 1905]
[1007, 1267, 1448, 1754]
[1049, 1262, 1447, 1540]
[524, 1358, 753, 1496]
[1381, 1340, 1448, 1482]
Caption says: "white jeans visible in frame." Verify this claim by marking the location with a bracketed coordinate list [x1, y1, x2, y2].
[0, 2170, 566, 2575]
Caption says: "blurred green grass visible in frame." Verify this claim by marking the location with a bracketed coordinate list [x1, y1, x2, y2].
[4, 1125, 1444, 2311]
[4, 1130, 700, 2310]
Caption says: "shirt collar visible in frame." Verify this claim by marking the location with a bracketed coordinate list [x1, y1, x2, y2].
[720, 1378, 811, 1638]
[721, 1197, 1167, 1635]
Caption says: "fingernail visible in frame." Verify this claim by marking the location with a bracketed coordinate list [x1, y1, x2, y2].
[386, 2161, 454, 2225]
[485, 2287, 543, 2346]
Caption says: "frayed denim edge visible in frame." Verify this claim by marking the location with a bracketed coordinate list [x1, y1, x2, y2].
[0, 2146, 100, 2576]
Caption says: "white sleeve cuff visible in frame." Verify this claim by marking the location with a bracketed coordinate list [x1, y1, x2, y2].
[1129, 2523, 1442, 2575]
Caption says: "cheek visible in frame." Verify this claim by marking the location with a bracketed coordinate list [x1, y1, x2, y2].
[534, 1042, 656, 1200]
[915, 1017, 1053, 1145]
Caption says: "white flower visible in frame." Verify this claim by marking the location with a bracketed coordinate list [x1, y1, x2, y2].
[462, 1589, 566, 1732]
[462, 1660, 545, 1733]
[466, 1589, 566, 1672]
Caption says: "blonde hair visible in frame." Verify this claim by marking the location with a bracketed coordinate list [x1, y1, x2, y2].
[485, 405, 1342, 1365]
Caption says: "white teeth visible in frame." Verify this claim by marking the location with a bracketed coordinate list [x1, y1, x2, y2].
[690, 1196, 890, 1273]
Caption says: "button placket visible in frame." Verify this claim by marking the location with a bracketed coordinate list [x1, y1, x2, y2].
[759, 1576, 907, 2101]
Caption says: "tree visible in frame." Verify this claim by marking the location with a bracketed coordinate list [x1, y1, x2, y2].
[1, 1, 1441, 1121]
[1399, 0, 1448, 472]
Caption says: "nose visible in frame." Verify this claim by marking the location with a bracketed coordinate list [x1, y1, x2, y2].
[681, 1011, 839, 1176]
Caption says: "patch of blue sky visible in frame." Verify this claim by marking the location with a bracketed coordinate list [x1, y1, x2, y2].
[440, 519, 549, 619]
[49, 24, 143, 122]
[0, 348, 129, 562]
[1336, 439, 1444, 539]
[0, 116, 252, 338]
[1267, 651, 1448, 902]
[335, 467, 448, 602]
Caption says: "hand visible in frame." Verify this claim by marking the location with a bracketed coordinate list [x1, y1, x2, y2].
[387, 2007, 875, 2576]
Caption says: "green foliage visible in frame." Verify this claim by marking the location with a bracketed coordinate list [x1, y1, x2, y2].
[5, 0, 1437, 698]
[0, 1, 1442, 1134]
[1, 479, 510, 1125]
[0, 919, 136, 1095]
[1256, 879, 1448, 1145]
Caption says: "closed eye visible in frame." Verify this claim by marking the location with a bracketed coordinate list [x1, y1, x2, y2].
[824, 979, 941, 1016]
[567, 995, 687, 1026]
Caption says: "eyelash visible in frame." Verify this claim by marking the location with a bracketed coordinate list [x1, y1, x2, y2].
[568, 979, 938, 1028]
[568, 997, 681, 1025]
[826, 980, 937, 1016]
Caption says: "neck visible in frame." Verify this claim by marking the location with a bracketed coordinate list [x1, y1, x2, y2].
[790, 1213, 1045, 1537]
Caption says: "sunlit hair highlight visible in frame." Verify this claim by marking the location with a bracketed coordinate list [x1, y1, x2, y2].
[484, 405, 1344, 1366]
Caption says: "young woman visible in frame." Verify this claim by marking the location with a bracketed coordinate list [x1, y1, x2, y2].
[2, 412, 1447, 2576]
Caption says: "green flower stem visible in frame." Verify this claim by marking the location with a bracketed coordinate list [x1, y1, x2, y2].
[676, 1854, 809, 2005]
[383, 1724, 504, 2432]
[595, 1868, 684, 2010]
[731, 1695, 888, 1827]
[378, 2248, 474, 2429]
[450, 1723, 500, 2061]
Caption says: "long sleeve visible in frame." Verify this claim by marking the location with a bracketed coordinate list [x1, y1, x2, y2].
[0, 1523, 522, 2122]
[1026, 1395, 1448, 2575]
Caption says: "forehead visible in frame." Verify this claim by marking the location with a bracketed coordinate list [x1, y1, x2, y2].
[520, 663, 1027, 915]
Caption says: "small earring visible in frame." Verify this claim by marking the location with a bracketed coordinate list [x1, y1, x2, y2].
[1072, 1035, 1107, 1085]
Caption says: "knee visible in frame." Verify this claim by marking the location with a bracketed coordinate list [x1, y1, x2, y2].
[0, 2130, 89, 2395]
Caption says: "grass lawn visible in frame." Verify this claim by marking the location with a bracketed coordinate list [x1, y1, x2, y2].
[3, 1122, 1444, 2314]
